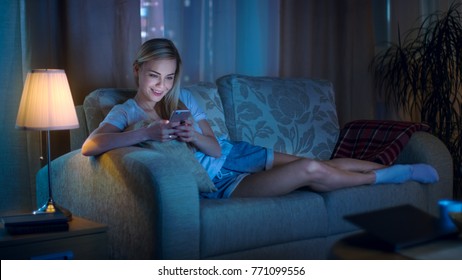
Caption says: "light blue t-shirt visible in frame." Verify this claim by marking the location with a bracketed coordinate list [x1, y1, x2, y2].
[100, 88, 231, 180]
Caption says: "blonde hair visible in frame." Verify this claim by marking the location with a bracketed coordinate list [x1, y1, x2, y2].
[133, 38, 185, 119]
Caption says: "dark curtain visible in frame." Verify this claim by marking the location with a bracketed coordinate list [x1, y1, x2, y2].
[280, 0, 376, 126]
[27, 0, 141, 106]
[0, 0, 33, 214]
[0, 0, 141, 213]
[26, 0, 141, 159]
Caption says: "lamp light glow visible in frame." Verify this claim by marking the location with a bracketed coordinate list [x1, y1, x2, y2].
[16, 69, 79, 130]
[16, 69, 79, 219]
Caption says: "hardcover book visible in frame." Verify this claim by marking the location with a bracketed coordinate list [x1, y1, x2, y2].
[1, 212, 69, 235]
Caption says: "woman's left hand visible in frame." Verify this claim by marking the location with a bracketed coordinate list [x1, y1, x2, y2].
[172, 119, 196, 142]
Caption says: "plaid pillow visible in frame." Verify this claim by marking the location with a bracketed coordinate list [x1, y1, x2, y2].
[331, 120, 430, 165]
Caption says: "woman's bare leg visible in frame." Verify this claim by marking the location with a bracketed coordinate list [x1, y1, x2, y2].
[232, 155, 438, 197]
[232, 158, 376, 197]
[273, 152, 386, 172]
[272, 152, 299, 166]
[323, 158, 386, 172]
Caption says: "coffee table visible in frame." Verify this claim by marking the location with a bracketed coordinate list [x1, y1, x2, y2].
[331, 232, 462, 260]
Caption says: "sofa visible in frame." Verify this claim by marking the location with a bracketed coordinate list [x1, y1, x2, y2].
[36, 74, 453, 259]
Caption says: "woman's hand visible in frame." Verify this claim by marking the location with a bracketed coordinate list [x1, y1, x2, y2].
[173, 119, 222, 158]
[146, 120, 179, 142]
[171, 119, 196, 142]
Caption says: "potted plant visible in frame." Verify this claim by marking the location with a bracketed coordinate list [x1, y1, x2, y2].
[371, 2, 462, 198]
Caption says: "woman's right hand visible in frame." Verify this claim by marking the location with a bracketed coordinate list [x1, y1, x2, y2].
[146, 120, 178, 142]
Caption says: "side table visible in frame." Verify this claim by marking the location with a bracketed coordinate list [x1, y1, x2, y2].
[331, 232, 462, 260]
[0, 216, 108, 260]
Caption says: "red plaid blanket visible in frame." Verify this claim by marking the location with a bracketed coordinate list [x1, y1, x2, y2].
[331, 120, 430, 165]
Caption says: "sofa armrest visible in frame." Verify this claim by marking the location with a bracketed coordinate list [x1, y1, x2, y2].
[395, 131, 453, 214]
[36, 146, 201, 259]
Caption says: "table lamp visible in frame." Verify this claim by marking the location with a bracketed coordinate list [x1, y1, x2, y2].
[16, 69, 79, 219]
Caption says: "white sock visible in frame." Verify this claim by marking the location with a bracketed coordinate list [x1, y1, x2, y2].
[374, 164, 439, 184]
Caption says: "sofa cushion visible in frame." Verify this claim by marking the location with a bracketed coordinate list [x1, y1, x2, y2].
[70, 105, 89, 150]
[200, 190, 328, 258]
[216, 74, 339, 160]
[331, 120, 431, 165]
[83, 88, 137, 133]
[184, 82, 229, 139]
[128, 120, 217, 193]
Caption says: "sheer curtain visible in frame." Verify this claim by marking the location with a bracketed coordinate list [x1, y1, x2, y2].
[141, 0, 280, 84]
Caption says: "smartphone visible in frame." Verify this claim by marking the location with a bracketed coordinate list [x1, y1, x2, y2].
[169, 110, 191, 124]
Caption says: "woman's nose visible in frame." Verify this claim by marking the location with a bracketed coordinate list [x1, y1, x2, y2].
[155, 79, 165, 89]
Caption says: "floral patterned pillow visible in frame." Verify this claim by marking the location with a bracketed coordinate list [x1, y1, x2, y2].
[83, 88, 137, 133]
[184, 82, 229, 140]
[216, 75, 340, 160]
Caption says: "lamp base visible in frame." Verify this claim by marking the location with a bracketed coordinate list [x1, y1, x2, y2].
[33, 198, 73, 221]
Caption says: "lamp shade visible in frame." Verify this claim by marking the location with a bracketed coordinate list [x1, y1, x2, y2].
[16, 69, 79, 131]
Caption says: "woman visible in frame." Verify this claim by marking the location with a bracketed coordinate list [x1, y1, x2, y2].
[82, 38, 439, 198]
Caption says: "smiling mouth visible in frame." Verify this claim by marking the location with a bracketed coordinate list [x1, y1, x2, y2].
[152, 90, 163, 96]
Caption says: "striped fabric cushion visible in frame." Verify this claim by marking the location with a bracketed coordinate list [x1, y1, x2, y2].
[331, 120, 430, 165]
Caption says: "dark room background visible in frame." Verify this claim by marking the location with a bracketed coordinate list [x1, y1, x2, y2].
[0, 0, 454, 213]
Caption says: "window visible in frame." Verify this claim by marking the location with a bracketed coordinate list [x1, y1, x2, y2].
[140, 0, 165, 40]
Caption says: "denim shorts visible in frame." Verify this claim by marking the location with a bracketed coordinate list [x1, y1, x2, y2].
[200, 141, 274, 199]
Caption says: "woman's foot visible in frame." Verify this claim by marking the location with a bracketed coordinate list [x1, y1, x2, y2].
[374, 164, 439, 184]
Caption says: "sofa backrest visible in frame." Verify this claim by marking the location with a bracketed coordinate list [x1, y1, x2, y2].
[71, 84, 230, 150]
[73, 75, 340, 160]
[216, 74, 339, 160]
[70, 105, 89, 150]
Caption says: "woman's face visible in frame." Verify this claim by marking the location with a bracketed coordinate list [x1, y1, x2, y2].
[137, 58, 177, 103]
